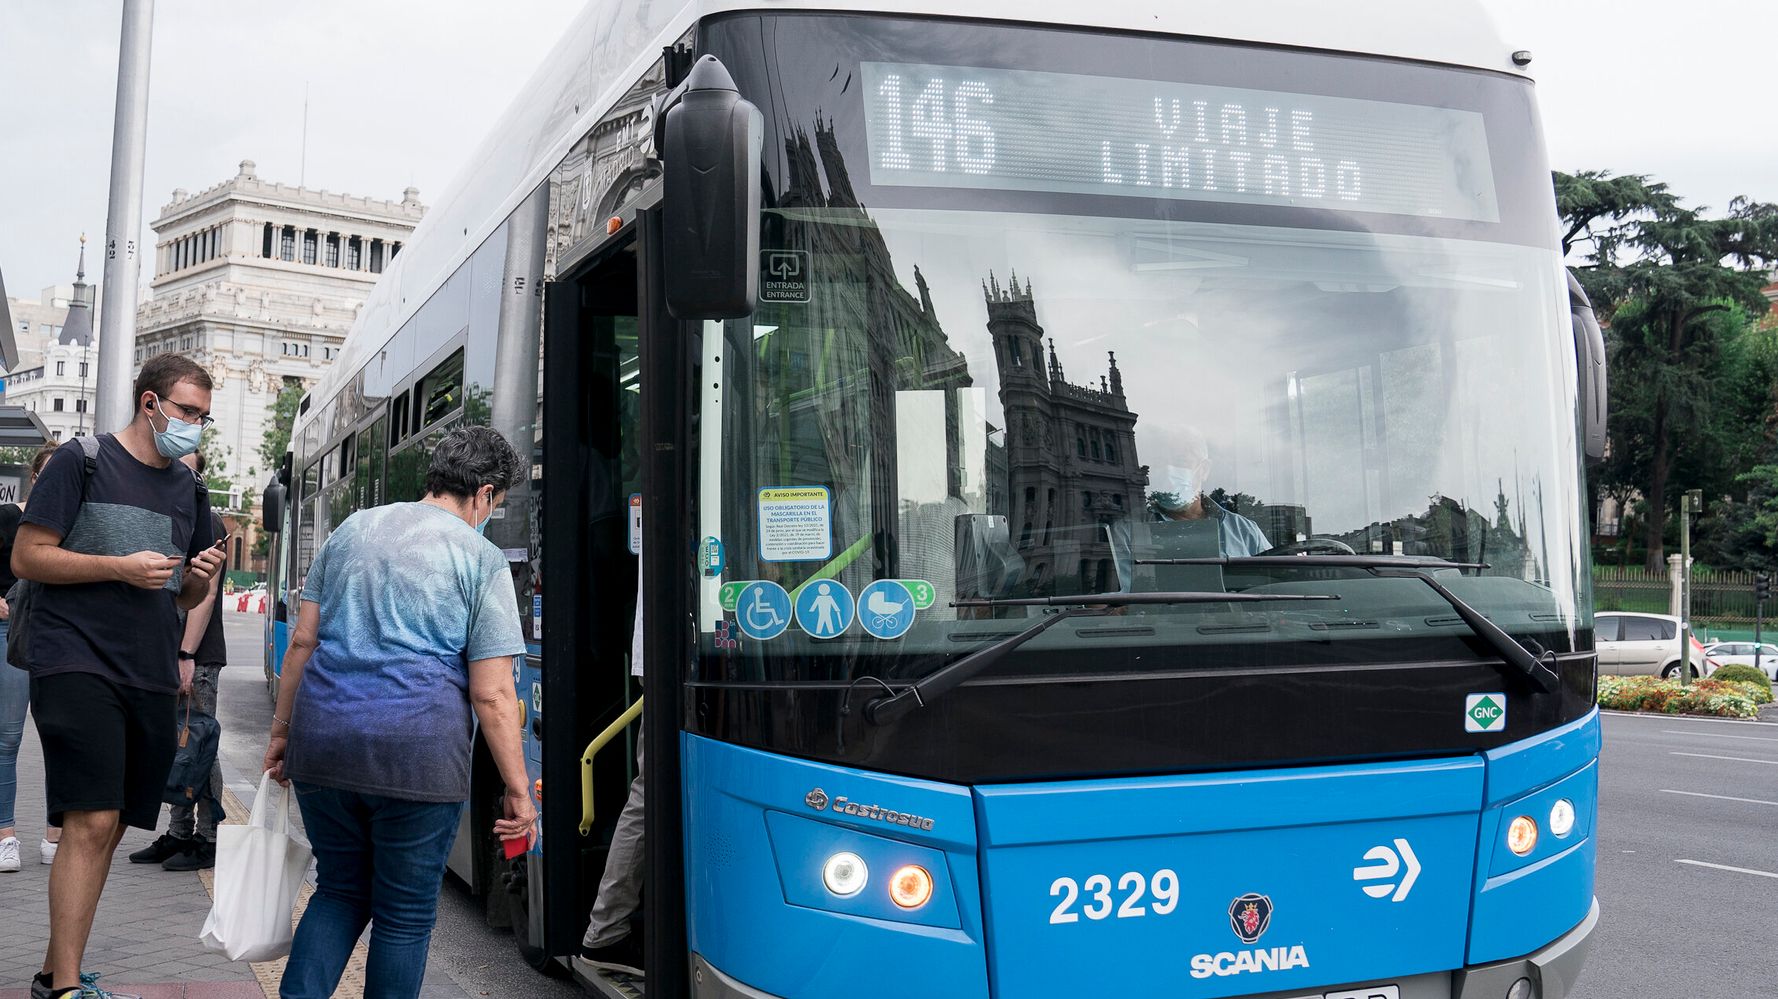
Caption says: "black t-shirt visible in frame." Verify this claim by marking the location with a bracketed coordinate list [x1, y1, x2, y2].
[23, 435, 215, 693]
[0, 503, 21, 593]
[194, 512, 227, 667]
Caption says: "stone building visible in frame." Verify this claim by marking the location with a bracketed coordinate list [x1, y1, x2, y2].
[987, 275, 1148, 593]
[133, 160, 425, 571]
[136, 160, 424, 486]
[4, 239, 99, 443]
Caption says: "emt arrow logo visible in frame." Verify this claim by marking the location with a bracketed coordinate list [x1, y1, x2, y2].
[1352, 838, 1420, 902]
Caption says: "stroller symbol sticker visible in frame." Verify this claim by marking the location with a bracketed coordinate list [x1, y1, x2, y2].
[736, 581, 792, 640]
[795, 580, 855, 639]
[858, 580, 916, 640]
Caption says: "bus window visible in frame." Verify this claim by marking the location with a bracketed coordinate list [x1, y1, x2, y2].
[390, 391, 410, 446]
[419, 348, 466, 429]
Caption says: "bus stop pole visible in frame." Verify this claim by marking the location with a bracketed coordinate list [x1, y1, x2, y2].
[1679, 491, 1700, 687]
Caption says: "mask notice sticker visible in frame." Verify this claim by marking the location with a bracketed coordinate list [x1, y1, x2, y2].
[757, 487, 833, 562]
[1465, 693, 1506, 733]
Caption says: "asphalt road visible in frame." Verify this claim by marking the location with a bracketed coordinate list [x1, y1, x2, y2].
[216, 611, 1776, 998]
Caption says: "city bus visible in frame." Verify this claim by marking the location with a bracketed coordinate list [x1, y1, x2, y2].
[260, 1, 1607, 997]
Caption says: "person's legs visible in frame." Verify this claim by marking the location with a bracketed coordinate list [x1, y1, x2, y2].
[281, 783, 373, 999]
[165, 665, 222, 868]
[361, 794, 464, 998]
[583, 765, 645, 946]
[31, 672, 133, 990]
[0, 629, 26, 839]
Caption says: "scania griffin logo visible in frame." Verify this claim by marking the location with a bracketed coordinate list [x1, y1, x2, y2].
[1228, 893, 1273, 944]
[802, 788, 936, 831]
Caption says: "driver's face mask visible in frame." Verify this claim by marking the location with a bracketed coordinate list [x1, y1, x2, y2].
[1154, 464, 1199, 512]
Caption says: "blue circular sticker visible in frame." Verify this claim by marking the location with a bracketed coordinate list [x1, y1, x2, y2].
[795, 579, 855, 639]
[858, 580, 917, 640]
[736, 581, 792, 640]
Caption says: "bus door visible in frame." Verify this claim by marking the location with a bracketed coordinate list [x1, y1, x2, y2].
[525, 224, 647, 973]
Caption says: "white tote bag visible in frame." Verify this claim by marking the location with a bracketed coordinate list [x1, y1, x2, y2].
[200, 772, 313, 962]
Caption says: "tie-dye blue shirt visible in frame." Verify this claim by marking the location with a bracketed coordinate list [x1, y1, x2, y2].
[286, 502, 526, 802]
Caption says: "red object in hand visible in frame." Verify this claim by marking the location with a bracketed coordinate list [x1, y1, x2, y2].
[504, 835, 529, 859]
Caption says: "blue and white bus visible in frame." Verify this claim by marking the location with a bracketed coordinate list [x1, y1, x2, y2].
[262, 2, 1606, 996]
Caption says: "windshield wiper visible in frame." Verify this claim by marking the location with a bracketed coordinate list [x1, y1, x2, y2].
[1144, 556, 1559, 693]
[863, 590, 1339, 725]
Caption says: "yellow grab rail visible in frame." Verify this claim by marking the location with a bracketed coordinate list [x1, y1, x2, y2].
[579, 697, 644, 836]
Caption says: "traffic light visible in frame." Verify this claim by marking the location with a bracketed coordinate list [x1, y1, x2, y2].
[1757, 575, 1770, 601]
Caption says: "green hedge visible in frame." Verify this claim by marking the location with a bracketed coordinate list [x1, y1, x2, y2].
[1707, 664, 1773, 703]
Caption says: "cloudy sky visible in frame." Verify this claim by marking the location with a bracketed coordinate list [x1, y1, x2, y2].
[2, 0, 1774, 297]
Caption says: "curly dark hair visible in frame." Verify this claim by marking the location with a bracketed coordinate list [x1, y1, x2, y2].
[423, 425, 521, 501]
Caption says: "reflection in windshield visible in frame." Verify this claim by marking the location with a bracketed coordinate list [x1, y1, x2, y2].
[702, 122, 1583, 672]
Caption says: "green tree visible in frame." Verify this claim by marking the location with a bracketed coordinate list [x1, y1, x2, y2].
[259, 378, 304, 473]
[1556, 170, 1778, 568]
[197, 425, 239, 506]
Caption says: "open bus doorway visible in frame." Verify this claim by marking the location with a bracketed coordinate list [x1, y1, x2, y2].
[509, 226, 649, 987]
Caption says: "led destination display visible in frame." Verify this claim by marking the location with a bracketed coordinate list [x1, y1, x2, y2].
[861, 62, 1500, 222]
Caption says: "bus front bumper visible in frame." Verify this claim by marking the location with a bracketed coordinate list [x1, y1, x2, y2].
[689, 896, 1598, 999]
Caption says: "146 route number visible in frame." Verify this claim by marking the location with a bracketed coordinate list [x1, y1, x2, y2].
[1049, 870, 1180, 923]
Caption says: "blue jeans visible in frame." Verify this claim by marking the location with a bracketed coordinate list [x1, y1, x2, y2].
[281, 783, 465, 999]
[0, 621, 26, 829]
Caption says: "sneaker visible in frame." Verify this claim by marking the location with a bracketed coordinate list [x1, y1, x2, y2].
[0, 836, 19, 872]
[40, 837, 57, 865]
[161, 840, 215, 872]
[125, 833, 188, 865]
[572, 932, 645, 978]
[77, 972, 141, 999]
[30, 971, 55, 999]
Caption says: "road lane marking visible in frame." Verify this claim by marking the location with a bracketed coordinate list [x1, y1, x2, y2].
[1675, 859, 1778, 880]
[1661, 729, 1778, 743]
[1604, 711, 1772, 727]
[1661, 789, 1778, 807]
[1670, 751, 1778, 766]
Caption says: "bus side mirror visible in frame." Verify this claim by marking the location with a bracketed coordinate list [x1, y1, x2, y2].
[261, 481, 285, 534]
[657, 55, 763, 320]
[1569, 270, 1607, 464]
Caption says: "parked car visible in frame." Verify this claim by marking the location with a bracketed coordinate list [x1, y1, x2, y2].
[1596, 612, 1720, 679]
[1702, 641, 1778, 681]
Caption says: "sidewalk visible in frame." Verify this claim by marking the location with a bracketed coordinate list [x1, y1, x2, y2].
[0, 695, 468, 999]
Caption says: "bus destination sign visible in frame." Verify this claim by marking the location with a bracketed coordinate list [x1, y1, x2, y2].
[861, 62, 1499, 222]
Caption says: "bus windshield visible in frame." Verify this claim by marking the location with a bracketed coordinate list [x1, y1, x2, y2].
[693, 15, 1588, 688]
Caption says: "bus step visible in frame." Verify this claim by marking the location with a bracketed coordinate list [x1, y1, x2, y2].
[574, 966, 645, 999]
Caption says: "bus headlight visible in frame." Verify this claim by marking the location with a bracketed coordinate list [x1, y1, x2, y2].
[889, 865, 933, 909]
[822, 852, 868, 897]
[1549, 798, 1576, 838]
[1506, 815, 1538, 856]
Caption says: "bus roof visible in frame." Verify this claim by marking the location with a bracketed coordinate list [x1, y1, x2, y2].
[299, 0, 1524, 440]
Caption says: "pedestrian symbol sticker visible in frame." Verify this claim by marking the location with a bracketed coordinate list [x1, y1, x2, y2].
[736, 581, 792, 641]
[859, 580, 917, 640]
[1465, 693, 1506, 733]
[898, 580, 936, 610]
[795, 580, 855, 639]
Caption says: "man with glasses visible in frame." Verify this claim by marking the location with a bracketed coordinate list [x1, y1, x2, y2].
[13, 354, 226, 999]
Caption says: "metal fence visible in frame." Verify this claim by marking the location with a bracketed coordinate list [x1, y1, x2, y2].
[1593, 566, 1767, 637]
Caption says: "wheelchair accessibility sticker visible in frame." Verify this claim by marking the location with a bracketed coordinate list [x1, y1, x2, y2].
[858, 580, 916, 640]
[736, 581, 792, 640]
[795, 580, 855, 639]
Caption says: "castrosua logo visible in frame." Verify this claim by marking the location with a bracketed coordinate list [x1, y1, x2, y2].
[1465, 692, 1506, 733]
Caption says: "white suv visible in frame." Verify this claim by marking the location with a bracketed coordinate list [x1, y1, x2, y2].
[1596, 612, 1718, 679]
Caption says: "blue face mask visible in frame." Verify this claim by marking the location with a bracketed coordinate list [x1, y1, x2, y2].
[150, 395, 203, 459]
[1154, 464, 1196, 512]
[474, 491, 495, 535]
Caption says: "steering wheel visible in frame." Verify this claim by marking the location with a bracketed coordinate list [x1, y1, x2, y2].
[1258, 537, 1357, 557]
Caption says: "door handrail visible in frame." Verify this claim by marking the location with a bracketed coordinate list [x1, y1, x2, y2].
[580, 697, 643, 835]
